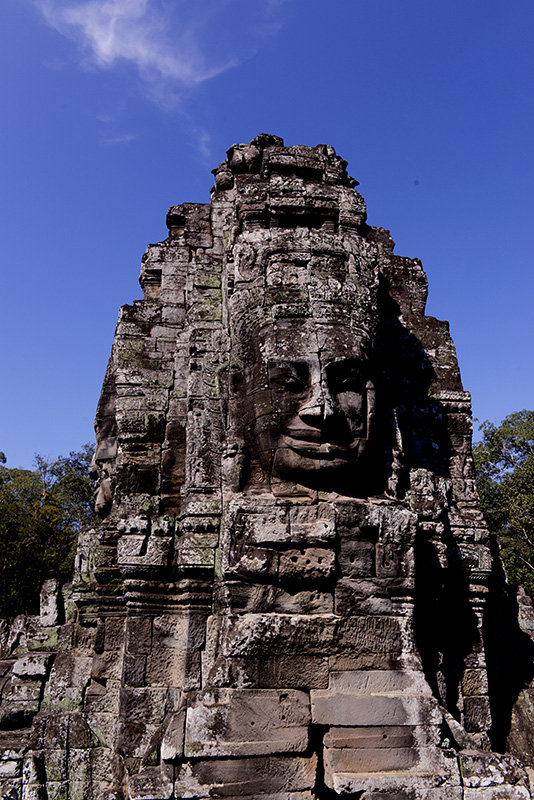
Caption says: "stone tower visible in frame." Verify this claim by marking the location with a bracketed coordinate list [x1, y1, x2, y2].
[2, 135, 534, 799]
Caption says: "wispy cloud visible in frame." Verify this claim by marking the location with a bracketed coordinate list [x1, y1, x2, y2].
[100, 132, 138, 145]
[35, 0, 286, 99]
[197, 130, 212, 161]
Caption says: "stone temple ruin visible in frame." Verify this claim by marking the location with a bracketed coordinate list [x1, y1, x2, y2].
[2, 134, 534, 799]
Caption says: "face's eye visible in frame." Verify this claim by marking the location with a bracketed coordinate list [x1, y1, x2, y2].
[268, 365, 306, 393]
[335, 375, 362, 392]
[327, 361, 365, 394]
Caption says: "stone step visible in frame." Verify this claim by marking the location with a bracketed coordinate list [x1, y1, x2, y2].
[310, 692, 442, 726]
[324, 744, 454, 774]
[323, 724, 440, 749]
[327, 669, 433, 695]
[324, 767, 462, 797]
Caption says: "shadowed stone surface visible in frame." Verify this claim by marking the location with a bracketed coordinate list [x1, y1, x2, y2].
[2, 135, 534, 798]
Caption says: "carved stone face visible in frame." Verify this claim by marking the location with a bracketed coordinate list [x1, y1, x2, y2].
[240, 317, 375, 489]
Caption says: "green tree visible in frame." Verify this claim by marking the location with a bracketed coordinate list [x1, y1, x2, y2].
[473, 410, 534, 598]
[0, 444, 97, 621]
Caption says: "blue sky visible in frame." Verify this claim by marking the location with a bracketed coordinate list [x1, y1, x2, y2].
[1, 0, 533, 468]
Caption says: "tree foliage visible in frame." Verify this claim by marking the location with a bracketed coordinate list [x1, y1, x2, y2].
[0, 444, 97, 621]
[473, 410, 534, 598]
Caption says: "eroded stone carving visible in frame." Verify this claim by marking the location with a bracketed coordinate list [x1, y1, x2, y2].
[1, 135, 534, 799]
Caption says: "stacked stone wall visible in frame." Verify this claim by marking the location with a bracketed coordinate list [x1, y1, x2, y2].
[1, 136, 534, 799]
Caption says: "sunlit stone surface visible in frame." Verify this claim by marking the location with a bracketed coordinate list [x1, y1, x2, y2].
[2, 135, 534, 799]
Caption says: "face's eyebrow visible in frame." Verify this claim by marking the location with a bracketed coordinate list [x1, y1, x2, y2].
[266, 361, 311, 386]
[267, 359, 309, 370]
[324, 356, 365, 370]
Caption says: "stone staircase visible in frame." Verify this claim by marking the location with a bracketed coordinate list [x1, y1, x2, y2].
[311, 670, 462, 798]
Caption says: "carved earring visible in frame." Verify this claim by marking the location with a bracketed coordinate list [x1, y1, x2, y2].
[365, 380, 376, 440]
[386, 408, 405, 499]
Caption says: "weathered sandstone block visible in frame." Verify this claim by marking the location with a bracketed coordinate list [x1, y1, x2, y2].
[2, 135, 534, 799]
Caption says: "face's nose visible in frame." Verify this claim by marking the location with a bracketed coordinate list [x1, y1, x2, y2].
[298, 377, 334, 427]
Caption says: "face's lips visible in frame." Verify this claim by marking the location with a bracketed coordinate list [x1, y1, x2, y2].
[281, 430, 364, 459]
[288, 445, 350, 460]
[284, 427, 322, 443]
